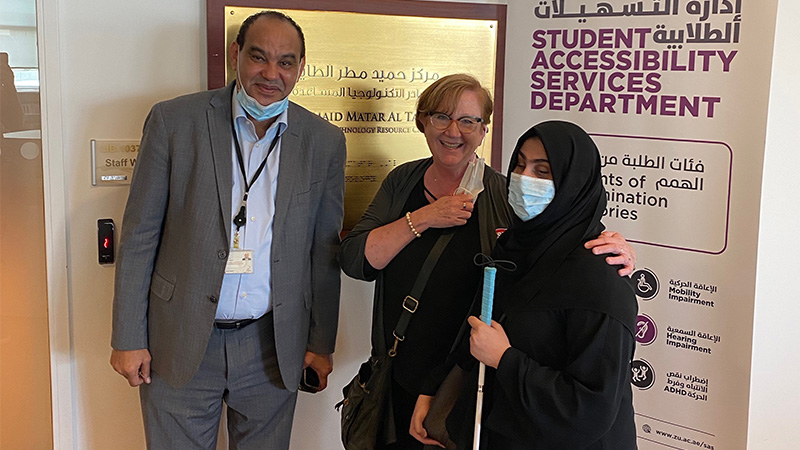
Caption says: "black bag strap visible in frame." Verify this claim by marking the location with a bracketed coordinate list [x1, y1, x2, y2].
[387, 230, 454, 357]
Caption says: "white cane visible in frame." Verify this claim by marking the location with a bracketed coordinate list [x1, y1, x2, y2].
[473, 266, 496, 450]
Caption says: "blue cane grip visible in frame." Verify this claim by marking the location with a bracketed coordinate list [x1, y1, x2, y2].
[481, 267, 496, 325]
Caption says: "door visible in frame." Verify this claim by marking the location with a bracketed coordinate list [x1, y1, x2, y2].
[0, 0, 53, 448]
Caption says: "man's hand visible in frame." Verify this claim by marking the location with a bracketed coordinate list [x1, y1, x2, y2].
[468, 317, 511, 369]
[110, 349, 152, 386]
[303, 351, 333, 392]
[410, 395, 445, 447]
[584, 230, 637, 276]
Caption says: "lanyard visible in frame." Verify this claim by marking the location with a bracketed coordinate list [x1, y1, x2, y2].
[230, 116, 281, 234]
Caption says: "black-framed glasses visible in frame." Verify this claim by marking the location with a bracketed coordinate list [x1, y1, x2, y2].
[428, 112, 484, 134]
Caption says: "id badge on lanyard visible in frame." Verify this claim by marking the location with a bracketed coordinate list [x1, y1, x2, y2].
[225, 118, 280, 275]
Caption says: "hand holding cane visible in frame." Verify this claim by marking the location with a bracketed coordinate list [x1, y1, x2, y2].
[471, 254, 515, 450]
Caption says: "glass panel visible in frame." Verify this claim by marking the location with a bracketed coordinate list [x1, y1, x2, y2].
[0, 0, 53, 447]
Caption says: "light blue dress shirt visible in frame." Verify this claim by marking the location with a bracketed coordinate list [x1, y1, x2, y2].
[215, 91, 287, 320]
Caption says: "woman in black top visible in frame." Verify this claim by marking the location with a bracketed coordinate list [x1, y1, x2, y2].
[414, 121, 638, 449]
[340, 76, 636, 450]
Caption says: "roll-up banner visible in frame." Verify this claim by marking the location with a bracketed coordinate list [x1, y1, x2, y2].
[509, 1, 778, 448]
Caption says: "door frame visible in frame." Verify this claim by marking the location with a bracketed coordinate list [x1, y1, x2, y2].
[38, 0, 75, 447]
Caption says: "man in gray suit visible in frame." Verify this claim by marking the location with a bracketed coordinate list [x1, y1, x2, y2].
[110, 11, 345, 449]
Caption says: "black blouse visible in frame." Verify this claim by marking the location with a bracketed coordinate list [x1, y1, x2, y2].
[380, 178, 482, 393]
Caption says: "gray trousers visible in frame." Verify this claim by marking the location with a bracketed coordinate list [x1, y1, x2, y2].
[140, 313, 298, 449]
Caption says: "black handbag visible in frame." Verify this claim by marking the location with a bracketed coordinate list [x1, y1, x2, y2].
[337, 352, 395, 450]
[421, 365, 465, 450]
[336, 231, 454, 450]
[421, 301, 476, 450]
[421, 266, 510, 450]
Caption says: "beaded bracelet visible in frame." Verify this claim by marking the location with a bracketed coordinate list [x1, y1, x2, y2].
[405, 212, 421, 238]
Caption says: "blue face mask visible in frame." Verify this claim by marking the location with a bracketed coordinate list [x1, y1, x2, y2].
[508, 172, 555, 221]
[236, 83, 289, 122]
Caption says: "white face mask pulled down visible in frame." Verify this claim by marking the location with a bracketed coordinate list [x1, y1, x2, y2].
[455, 154, 485, 201]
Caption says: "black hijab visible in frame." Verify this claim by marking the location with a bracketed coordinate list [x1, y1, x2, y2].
[493, 121, 635, 330]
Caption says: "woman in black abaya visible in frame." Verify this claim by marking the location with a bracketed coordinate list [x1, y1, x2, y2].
[415, 121, 639, 449]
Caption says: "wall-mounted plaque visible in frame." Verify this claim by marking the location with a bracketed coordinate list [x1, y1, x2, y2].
[208, 1, 506, 228]
[91, 139, 140, 186]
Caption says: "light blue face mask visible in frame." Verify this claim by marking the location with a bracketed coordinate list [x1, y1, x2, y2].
[236, 83, 289, 122]
[508, 172, 555, 221]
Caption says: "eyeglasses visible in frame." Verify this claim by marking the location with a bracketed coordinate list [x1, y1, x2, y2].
[428, 112, 484, 134]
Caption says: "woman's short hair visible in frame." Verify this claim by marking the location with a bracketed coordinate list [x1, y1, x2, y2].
[415, 74, 494, 133]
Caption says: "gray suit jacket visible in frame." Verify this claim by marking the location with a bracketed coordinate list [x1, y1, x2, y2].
[111, 83, 346, 389]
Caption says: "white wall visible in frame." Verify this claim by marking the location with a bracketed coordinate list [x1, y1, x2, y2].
[39, 0, 797, 448]
[748, 0, 800, 448]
